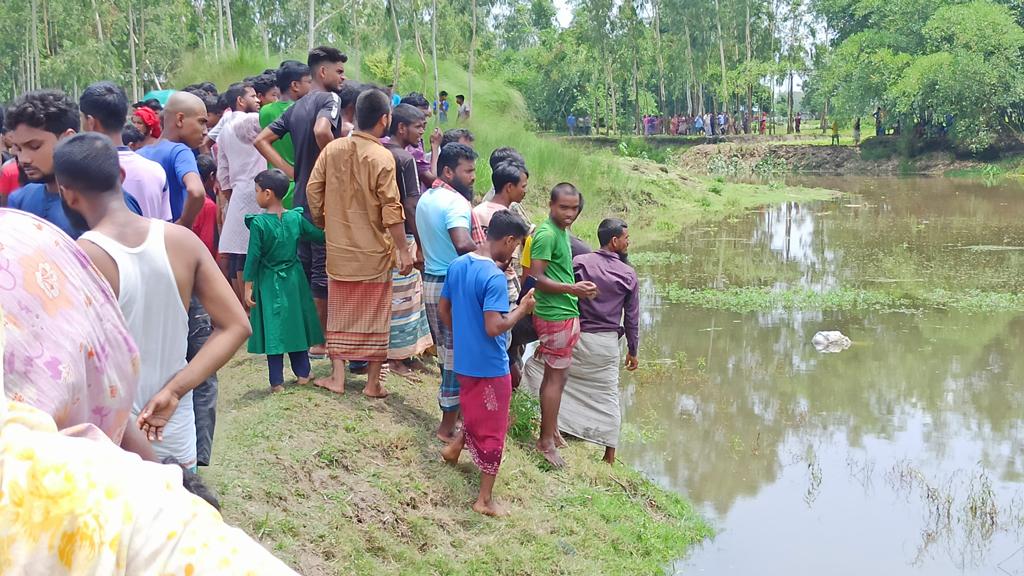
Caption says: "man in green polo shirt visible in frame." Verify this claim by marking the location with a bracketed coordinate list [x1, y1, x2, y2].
[527, 183, 598, 468]
[259, 60, 312, 208]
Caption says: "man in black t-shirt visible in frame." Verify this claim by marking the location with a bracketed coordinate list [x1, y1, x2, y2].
[256, 46, 347, 352]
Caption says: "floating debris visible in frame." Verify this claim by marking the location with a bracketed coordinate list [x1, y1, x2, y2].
[812, 330, 852, 353]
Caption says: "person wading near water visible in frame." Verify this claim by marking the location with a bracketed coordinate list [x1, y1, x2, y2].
[524, 218, 639, 464]
[417, 143, 479, 442]
[526, 183, 598, 468]
[255, 46, 347, 359]
[439, 210, 535, 517]
[61, 132, 250, 470]
[305, 88, 413, 398]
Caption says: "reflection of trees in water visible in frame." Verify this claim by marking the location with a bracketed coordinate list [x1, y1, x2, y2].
[624, 300, 1024, 517]
[642, 177, 1024, 293]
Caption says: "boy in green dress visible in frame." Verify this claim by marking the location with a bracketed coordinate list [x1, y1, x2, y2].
[244, 169, 326, 392]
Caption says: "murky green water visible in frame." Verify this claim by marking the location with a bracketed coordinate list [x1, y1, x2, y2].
[623, 177, 1024, 575]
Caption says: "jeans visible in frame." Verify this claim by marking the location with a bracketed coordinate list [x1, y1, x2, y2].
[268, 351, 312, 385]
[188, 297, 218, 467]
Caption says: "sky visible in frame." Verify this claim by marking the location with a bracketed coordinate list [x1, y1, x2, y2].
[555, 0, 573, 27]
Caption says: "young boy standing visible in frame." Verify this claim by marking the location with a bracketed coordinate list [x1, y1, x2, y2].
[244, 169, 325, 393]
[527, 183, 598, 468]
[439, 210, 535, 517]
[58, 133, 251, 470]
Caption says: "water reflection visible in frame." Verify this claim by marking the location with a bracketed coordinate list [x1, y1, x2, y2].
[646, 176, 1024, 293]
[625, 177, 1024, 574]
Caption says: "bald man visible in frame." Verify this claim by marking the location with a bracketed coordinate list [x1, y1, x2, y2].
[137, 91, 208, 228]
[136, 92, 221, 468]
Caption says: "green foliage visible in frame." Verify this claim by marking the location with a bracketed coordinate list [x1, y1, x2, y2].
[656, 285, 1024, 313]
[812, 0, 1024, 154]
[508, 390, 540, 442]
[616, 137, 673, 163]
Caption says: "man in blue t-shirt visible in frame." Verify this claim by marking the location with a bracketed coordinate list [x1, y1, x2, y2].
[415, 143, 479, 442]
[439, 209, 534, 517]
[138, 91, 209, 228]
[6, 90, 142, 239]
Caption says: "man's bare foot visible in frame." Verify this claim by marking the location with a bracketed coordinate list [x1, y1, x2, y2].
[309, 345, 327, 359]
[362, 385, 390, 399]
[296, 376, 311, 386]
[536, 440, 566, 468]
[314, 375, 345, 394]
[389, 360, 421, 382]
[270, 385, 285, 393]
[554, 431, 568, 448]
[441, 441, 462, 464]
[406, 357, 432, 374]
[436, 430, 457, 443]
[472, 498, 509, 517]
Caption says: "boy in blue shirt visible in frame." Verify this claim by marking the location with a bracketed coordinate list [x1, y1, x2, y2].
[439, 209, 534, 517]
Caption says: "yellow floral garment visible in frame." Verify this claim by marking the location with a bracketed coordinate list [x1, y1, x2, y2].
[0, 308, 299, 576]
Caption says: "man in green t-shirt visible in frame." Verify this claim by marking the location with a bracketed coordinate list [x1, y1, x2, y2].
[259, 61, 312, 208]
[527, 183, 598, 468]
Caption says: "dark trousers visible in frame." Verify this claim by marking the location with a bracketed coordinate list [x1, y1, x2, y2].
[188, 297, 218, 467]
[268, 351, 312, 385]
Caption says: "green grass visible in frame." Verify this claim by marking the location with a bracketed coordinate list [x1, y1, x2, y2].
[203, 354, 712, 575]
[656, 285, 1024, 313]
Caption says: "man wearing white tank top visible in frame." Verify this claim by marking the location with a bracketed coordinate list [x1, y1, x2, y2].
[55, 132, 251, 470]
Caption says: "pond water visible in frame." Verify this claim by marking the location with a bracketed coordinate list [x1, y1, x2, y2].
[621, 176, 1024, 575]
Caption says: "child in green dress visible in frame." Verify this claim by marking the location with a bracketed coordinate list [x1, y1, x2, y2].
[244, 169, 326, 393]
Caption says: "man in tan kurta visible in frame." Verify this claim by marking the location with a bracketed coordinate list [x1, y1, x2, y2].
[307, 88, 413, 398]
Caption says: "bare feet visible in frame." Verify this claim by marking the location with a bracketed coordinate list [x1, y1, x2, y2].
[389, 360, 421, 382]
[362, 385, 390, 399]
[441, 441, 462, 464]
[308, 345, 327, 359]
[472, 498, 509, 517]
[270, 385, 285, 393]
[405, 357, 432, 374]
[314, 375, 345, 394]
[296, 376, 311, 386]
[554, 431, 568, 449]
[436, 430, 458, 443]
[536, 440, 566, 468]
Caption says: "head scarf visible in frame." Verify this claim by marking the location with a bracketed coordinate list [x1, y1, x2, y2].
[0, 208, 139, 442]
[133, 106, 162, 139]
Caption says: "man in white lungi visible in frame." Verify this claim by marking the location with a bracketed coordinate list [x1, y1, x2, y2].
[522, 218, 639, 464]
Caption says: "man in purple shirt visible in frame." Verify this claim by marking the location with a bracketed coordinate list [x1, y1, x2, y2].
[568, 218, 640, 464]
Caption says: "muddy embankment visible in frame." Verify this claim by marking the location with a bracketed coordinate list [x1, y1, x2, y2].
[677, 142, 981, 175]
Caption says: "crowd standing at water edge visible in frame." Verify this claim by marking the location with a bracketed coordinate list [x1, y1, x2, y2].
[0, 45, 644, 570]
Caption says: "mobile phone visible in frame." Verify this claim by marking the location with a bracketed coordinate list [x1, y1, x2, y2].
[517, 276, 537, 305]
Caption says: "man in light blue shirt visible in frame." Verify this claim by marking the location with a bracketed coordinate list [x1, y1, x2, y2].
[415, 142, 479, 443]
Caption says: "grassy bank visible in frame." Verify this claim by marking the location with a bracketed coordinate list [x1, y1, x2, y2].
[203, 354, 711, 575]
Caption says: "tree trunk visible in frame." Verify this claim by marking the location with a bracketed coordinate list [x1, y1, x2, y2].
[714, 0, 728, 110]
[260, 11, 270, 60]
[307, 0, 315, 50]
[30, 0, 40, 90]
[605, 61, 617, 134]
[684, 21, 698, 115]
[745, 0, 752, 121]
[216, 0, 225, 55]
[431, 0, 440, 128]
[389, 0, 402, 89]
[128, 0, 139, 102]
[90, 0, 104, 42]
[225, 0, 236, 50]
[632, 53, 640, 135]
[469, 0, 476, 110]
[351, 0, 361, 80]
[787, 68, 794, 133]
[653, 1, 667, 132]
[411, 0, 428, 92]
[686, 80, 693, 115]
[42, 0, 51, 57]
